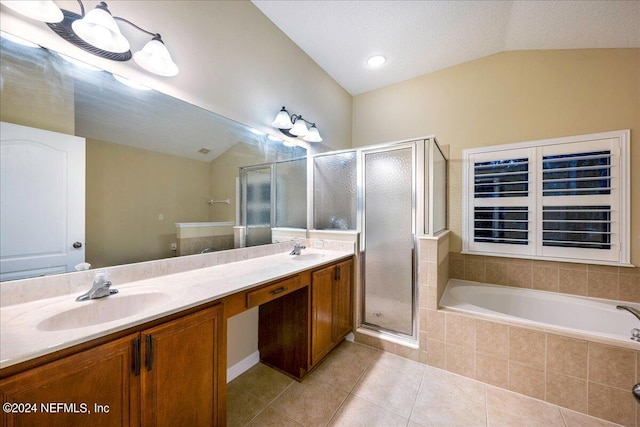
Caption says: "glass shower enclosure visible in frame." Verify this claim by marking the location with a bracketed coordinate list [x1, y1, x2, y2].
[239, 157, 307, 247]
[312, 137, 447, 341]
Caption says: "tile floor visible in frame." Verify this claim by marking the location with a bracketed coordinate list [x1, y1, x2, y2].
[227, 340, 623, 427]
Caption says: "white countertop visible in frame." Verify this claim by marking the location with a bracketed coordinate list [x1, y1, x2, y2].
[0, 248, 352, 370]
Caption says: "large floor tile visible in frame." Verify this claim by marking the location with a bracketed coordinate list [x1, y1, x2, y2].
[328, 394, 409, 427]
[270, 375, 349, 427]
[247, 407, 303, 427]
[229, 362, 294, 404]
[411, 384, 486, 426]
[485, 385, 565, 427]
[226, 382, 268, 427]
[352, 360, 422, 418]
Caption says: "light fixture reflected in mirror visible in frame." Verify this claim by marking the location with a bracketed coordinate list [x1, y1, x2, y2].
[1, 0, 179, 77]
[271, 106, 322, 143]
[112, 74, 152, 90]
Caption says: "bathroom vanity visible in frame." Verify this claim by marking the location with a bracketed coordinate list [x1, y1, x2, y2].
[0, 249, 353, 426]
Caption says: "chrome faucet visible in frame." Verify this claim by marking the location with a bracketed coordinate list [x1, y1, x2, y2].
[76, 270, 118, 301]
[616, 305, 640, 342]
[289, 241, 306, 256]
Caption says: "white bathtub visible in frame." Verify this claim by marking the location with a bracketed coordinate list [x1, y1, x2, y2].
[440, 279, 640, 345]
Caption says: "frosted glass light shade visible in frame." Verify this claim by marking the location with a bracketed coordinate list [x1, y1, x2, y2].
[272, 108, 293, 129]
[133, 38, 179, 77]
[71, 5, 130, 53]
[303, 124, 322, 142]
[1, 0, 63, 23]
[289, 118, 308, 137]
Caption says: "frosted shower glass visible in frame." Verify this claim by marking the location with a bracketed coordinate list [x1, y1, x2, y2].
[243, 167, 272, 247]
[313, 151, 357, 230]
[275, 158, 306, 228]
[363, 147, 414, 336]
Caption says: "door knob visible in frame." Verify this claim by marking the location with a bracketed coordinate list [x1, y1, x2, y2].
[73, 242, 83, 249]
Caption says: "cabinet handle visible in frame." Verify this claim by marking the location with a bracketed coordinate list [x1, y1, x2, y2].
[334, 266, 341, 281]
[133, 337, 141, 376]
[145, 335, 153, 371]
[270, 287, 287, 295]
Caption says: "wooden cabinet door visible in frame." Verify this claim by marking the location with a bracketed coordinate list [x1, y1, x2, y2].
[311, 265, 335, 366]
[332, 259, 353, 342]
[140, 304, 224, 427]
[0, 334, 138, 427]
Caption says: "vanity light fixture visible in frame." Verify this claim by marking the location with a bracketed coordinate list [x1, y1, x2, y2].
[271, 106, 322, 143]
[1, 0, 63, 23]
[1, 0, 179, 77]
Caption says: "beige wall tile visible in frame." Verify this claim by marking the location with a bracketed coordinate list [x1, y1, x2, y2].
[464, 260, 485, 282]
[508, 263, 532, 288]
[546, 334, 587, 379]
[418, 261, 429, 286]
[588, 342, 636, 389]
[426, 309, 445, 342]
[587, 382, 636, 426]
[419, 331, 428, 350]
[395, 344, 420, 362]
[446, 343, 476, 378]
[425, 339, 446, 369]
[559, 269, 588, 296]
[486, 261, 509, 286]
[533, 266, 559, 292]
[545, 372, 587, 413]
[445, 313, 476, 348]
[419, 285, 429, 309]
[588, 265, 619, 274]
[449, 257, 464, 279]
[476, 319, 509, 359]
[426, 286, 438, 310]
[619, 273, 640, 303]
[476, 353, 508, 388]
[559, 408, 623, 427]
[508, 362, 545, 400]
[509, 327, 545, 369]
[419, 307, 428, 333]
[587, 271, 619, 300]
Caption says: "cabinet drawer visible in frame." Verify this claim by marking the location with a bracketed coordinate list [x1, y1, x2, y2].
[247, 275, 304, 308]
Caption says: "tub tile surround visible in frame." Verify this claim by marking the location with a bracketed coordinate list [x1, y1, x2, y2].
[354, 231, 639, 426]
[449, 252, 640, 303]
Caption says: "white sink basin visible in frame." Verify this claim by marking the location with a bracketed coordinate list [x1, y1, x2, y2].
[37, 291, 172, 331]
[283, 252, 326, 262]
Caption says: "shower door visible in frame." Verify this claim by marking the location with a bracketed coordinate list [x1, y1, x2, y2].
[362, 143, 416, 337]
[241, 165, 273, 247]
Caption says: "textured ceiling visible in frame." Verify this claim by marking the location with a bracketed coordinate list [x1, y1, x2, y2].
[252, 0, 640, 95]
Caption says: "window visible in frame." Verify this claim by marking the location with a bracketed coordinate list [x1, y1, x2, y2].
[462, 130, 630, 266]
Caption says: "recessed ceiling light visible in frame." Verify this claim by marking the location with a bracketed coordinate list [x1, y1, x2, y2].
[367, 55, 386, 68]
[198, 148, 211, 154]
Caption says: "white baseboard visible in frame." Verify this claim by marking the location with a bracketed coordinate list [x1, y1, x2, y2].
[227, 351, 260, 383]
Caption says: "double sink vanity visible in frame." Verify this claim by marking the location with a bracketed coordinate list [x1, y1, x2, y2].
[0, 245, 354, 426]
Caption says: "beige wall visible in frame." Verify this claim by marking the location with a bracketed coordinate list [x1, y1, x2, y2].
[353, 49, 640, 266]
[86, 139, 210, 268]
[0, 1, 352, 152]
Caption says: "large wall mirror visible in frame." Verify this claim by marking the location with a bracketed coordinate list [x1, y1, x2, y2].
[0, 34, 307, 281]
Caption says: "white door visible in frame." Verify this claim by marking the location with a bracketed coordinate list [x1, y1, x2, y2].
[1, 121, 85, 281]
